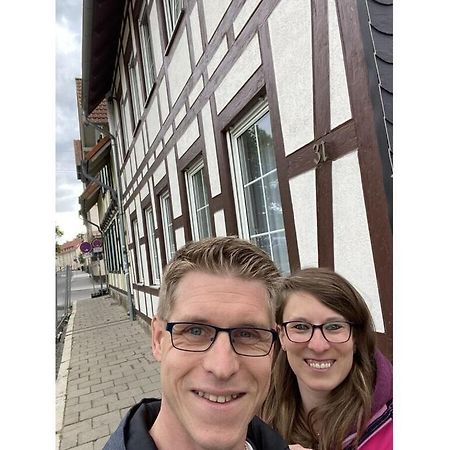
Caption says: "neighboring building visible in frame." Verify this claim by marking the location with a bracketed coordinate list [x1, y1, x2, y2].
[80, 0, 393, 357]
[56, 238, 83, 271]
[74, 79, 110, 285]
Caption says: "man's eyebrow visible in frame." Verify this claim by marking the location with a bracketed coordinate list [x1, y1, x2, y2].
[172, 317, 271, 328]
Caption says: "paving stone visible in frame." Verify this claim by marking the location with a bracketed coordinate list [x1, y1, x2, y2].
[78, 424, 110, 445]
[56, 297, 161, 450]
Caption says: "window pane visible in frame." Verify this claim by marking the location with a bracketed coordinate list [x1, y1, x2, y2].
[192, 170, 207, 208]
[196, 206, 211, 239]
[238, 126, 261, 183]
[271, 231, 290, 274]
[263, 171, 284, 231]
[243, 180, 268, 235]
[253, 234, 271, 258]
[256, 113, 276, 173]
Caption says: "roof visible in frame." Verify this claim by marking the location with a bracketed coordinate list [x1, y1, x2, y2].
[82, 136, 112, 177]
[82, 0, 126, 115]
[73, 139, 82, 166]
[75, 77, 108, 123]
[60, 238, 84, 253]
[79, 181, 101, 217]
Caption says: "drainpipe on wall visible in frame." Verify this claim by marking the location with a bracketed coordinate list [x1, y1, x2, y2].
[81, 114, 136, 321]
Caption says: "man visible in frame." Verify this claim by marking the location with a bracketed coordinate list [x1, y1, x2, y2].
[104, 236, 288, 450]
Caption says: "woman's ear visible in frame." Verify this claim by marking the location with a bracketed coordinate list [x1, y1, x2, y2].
[151, 316, 165, 361]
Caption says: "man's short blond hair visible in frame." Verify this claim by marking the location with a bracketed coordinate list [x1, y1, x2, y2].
[157, 236, 281, 321]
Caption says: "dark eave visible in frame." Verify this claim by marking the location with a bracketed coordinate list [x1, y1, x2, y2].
[79, 181, 101, 216]
[82, 0, 126, 115]
[83, 136, 111, 177]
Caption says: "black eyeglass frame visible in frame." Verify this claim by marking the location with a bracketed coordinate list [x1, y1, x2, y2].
[282, 320, 354, 344]
[166, 322, 278, 357]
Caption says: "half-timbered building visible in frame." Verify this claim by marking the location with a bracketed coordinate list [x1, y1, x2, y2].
[80, 0, 393, 357]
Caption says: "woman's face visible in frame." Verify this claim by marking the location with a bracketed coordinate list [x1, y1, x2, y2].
[279, 291, 355, 405]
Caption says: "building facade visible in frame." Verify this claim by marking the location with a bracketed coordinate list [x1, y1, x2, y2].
[80, 0, 393, 357]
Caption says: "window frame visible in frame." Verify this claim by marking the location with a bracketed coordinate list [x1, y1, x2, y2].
[163, 0, 183, 40]
[138, 3, 156, 97]
[227, 101, 289, 274]
[144, 204, 162, 285]
[160, 190, 176, 263]
[185, 160, 212, 241]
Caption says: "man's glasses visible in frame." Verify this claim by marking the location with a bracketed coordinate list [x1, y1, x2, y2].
[166, 322, 277, 357]
[282, 320, 353, 343]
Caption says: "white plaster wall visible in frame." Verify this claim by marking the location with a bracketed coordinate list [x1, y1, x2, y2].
[233, 0, 262, 37]
[146, 97, 160, 146]
[268, 0, 314, 155]
[167, 148, 182, 217]
[135, 134, 145, 167]
[175, 104, 187, 128]
[151, 294, 159, 318]
[159, 77, 170, 123]
[201, 101, 221, 197]
[155, 141, 163, 157]
[207, 37, 228, 78]
[215, 34, 261, 113]
[167, 29, 192, 104]
[153, 159, 166, 186]
[189, 3, 204, 66]
[163, 125, 173, 145]
[175, 227, 186, 249]
[141, 180, 149, 200]
[203, 0, 232, 42]
[289, 169, 318, 268]
[214, 209, 227, 236]
[177, 117, 200, 157]
[188, 77, 204, 107]
[332, 151, 384, 332]
[328, 0, 352, 129]
[150, 2, 163, 74]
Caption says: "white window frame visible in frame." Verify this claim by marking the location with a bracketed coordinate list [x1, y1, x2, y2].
[138, 4, 156, 95]
[160, 191, 176, 262]
[145, 205, 162, 284]
[128, 53, 142, 124]
[227, 101, 289, 273]
[186, 160, 212, 241]
[163, 0, 183, 38]
[132, 219, 144, 283]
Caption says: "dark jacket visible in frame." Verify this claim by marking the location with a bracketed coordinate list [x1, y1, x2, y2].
[103, 398, 289, 450]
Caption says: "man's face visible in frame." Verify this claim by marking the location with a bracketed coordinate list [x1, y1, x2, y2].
[151, 271, 274, 450]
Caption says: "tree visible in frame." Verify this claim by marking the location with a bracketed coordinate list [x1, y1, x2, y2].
[56, 225, 64, 254]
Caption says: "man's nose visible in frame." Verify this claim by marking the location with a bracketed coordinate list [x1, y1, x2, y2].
[202, 331, 240, 379]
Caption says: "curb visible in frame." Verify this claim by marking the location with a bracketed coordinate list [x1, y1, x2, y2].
[55, 300, 78, 450]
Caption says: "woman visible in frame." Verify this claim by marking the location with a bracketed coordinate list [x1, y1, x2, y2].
[261, 268, 392, 450]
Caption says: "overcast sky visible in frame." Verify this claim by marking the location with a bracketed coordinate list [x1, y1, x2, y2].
[56, 0, 85, 243]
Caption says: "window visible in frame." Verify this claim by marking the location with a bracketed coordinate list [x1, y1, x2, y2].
[139, 5, 156, 94]
[228, 103, 289, 274]
[160, 191, 176, 262]
[163, 0, 183, 38]
[144, 205, 162, 284]
[132, 219, 144, 283]
[186, 161, 212, 240]
[128, 53, 142, 124]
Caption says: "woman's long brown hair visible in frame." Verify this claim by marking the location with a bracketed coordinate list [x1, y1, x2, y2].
[261, 268, 376, 450]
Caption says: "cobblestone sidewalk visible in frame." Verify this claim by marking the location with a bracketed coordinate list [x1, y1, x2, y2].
[56, 296, 161, 450]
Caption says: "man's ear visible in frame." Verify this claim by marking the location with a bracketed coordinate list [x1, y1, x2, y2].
[278, 325, 287, 351]
[151, 316, 165, 362]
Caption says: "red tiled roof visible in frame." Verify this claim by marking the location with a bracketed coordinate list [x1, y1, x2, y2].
[73, 139, 82, 166]
[60, 238, 84, 252]
[75, 78, 108, 124]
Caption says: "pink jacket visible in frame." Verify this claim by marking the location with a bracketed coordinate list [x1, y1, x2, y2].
[343, 350, 393, 450]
